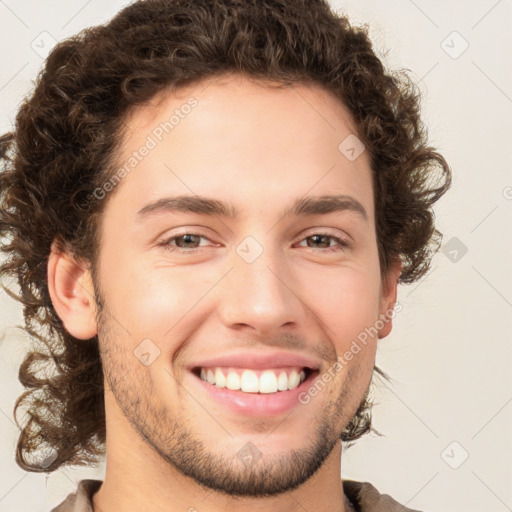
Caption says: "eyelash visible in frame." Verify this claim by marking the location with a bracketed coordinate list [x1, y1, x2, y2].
[157, 231, 351, 254]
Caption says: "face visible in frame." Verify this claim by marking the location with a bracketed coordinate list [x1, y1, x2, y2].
[87, 74, 399, 496]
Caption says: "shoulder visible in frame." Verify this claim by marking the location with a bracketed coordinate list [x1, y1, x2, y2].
[50, 479, 103, 512]
[343, 479, 424, 512]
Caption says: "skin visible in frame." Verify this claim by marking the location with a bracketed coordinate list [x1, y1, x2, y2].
[48, 73, 401, 512]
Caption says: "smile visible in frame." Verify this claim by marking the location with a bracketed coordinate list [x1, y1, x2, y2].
[194, 366, 312, 394]
[189, 366, 320, 416]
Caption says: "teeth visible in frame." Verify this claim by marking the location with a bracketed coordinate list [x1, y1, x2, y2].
[215, 368, 226, 388]
[226, 371, 240, 390]
[198, 367, 308, 393]
[259, 370, 277, 393]
[241, 370, 259, 392]
[289, 370, 301, 389]
[277, 371, 288, 391]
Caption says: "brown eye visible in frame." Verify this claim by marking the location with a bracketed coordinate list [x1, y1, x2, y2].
[297, 232, 350, 252]
[158, 233, 211, 252]
[173, 234, 203, 248]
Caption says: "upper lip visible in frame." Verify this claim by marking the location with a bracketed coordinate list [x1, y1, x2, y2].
[188, 351, 322, 371]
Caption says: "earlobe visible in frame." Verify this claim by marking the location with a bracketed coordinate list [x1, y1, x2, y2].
[377, 258, 402, 339]
[47, 240, 98, 340]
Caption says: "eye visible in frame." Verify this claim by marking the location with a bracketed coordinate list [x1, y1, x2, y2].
[158, 233, 212, 251]
[157, 231, 350, 254]
[295, 232, 351, 253]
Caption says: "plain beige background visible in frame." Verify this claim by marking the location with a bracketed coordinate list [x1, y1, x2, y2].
[0, 1, 511, 511]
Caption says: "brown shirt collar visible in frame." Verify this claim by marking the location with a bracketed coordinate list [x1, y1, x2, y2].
[50, 478, 422, 512]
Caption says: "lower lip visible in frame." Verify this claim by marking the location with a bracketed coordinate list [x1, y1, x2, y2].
[189, 370, 320, 417]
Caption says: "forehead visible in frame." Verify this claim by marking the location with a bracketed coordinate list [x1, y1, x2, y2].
[104, 74, 374, 225]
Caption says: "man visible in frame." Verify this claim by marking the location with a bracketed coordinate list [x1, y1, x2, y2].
[0, 0, 451, 511]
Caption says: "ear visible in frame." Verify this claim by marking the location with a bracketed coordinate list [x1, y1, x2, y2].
[377, 258, 402, 339]
[47, 239, 98, 340]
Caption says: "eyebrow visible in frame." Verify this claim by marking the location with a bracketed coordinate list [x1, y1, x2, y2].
[136, 194, 369, 223]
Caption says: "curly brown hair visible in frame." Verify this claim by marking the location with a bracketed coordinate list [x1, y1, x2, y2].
[0, 0, 451, 473]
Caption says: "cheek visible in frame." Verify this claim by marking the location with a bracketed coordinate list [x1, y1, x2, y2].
[98, 252, 191, 341]
[301, 267, 381, 345]
[128, 273, 190, 339]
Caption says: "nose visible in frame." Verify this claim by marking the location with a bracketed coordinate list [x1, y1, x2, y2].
[217, 242, 306, 336]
